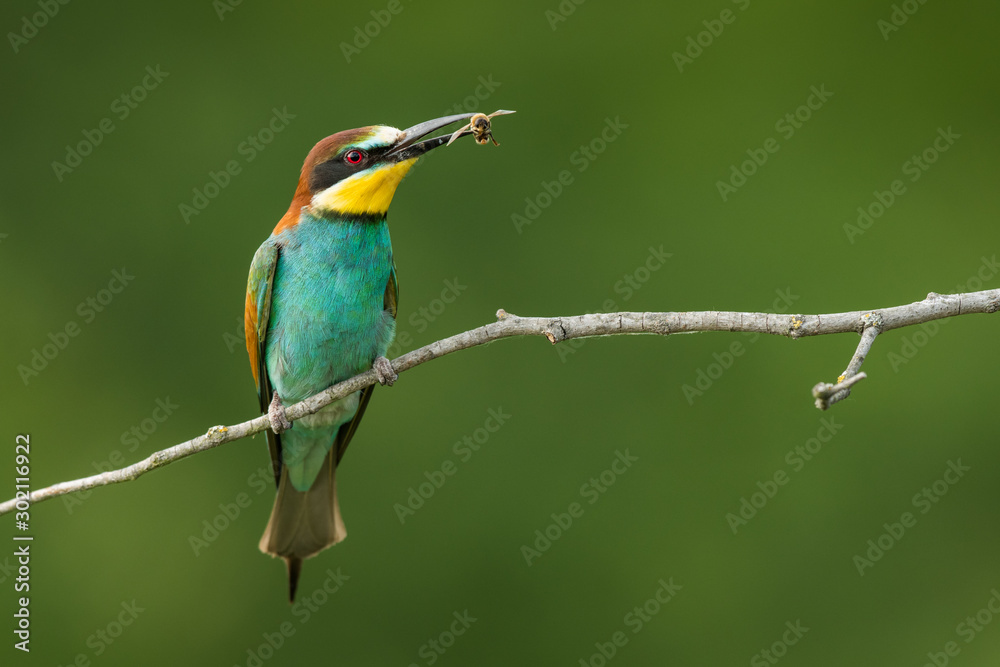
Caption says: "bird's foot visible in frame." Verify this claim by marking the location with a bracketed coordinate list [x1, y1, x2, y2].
[373, 356, 398, 386]
[268, 391, 292, 434]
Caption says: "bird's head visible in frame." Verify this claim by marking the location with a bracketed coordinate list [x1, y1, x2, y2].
[277, 112, 491, 231]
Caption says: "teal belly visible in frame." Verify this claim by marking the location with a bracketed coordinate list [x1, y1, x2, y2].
[263, 214, 395, 489]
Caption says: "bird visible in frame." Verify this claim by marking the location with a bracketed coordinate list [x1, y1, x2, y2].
[244, 111, 506, 602]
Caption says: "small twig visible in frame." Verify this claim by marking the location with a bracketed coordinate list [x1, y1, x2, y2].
[813, 372, 869, 410]
[812, 311, 883, 409]
[1, 289, 997, 516]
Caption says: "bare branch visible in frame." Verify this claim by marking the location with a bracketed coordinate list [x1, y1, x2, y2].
[3, 289, 997, 516]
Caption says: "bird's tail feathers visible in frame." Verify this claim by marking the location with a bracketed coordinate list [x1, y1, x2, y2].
[259, 447, 346, 602]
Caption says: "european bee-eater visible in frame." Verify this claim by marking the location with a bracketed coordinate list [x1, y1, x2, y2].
[244, 111, 509, 601]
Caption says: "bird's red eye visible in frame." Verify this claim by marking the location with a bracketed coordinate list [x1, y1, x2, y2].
[345, 149, 365, 165]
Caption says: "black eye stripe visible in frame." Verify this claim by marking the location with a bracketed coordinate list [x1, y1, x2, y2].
[309, 159, 356, 193]
[309, 146, 391, 193]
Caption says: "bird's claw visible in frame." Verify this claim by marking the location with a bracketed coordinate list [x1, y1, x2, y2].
[268, 391, 292, 434]
[373, 356, 397, 386]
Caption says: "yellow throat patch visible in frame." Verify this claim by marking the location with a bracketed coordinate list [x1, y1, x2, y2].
[311, 158, 418, 217]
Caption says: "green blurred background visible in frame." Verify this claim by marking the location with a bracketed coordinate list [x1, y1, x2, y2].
[3, 0, 999, 664]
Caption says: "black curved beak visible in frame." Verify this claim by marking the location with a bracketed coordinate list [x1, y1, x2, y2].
[387, 110, 515, 160]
